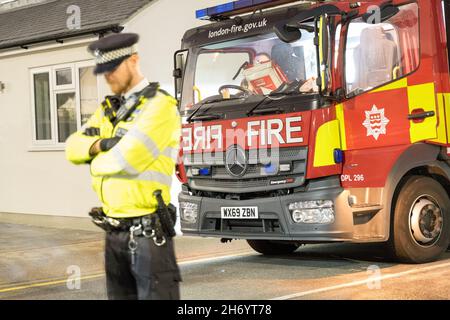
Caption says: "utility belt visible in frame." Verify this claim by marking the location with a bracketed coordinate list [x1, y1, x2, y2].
[89, 190, 177, 264]
[89, 208, 173, 231]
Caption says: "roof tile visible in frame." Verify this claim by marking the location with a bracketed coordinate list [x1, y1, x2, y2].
[0, 0, 153, 49]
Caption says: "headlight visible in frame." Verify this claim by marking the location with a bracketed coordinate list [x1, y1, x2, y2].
[180, 202, 199, 223]
[289, 200, 333, 210]
[288, 200, 335, 224]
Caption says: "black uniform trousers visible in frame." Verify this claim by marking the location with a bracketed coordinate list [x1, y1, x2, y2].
[105, 230, 181, 300]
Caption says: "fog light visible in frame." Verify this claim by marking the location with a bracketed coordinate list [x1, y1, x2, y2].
[191, 168, 200, 176]
[279, 163, 291, 172]
[199, 167, 211, 176]
[289, 200, 335, 224]
[180, 202, 198, 223]
[263, 163, 278, 175]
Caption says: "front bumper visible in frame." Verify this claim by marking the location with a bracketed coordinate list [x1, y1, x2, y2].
[179, 181, 354, 242]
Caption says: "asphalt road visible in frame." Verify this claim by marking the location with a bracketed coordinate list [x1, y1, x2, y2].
[1, 222, 450, 300]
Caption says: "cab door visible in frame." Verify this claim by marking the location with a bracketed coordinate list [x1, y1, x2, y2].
[435, 0, 450, 145]
[341, 2, 437, 151]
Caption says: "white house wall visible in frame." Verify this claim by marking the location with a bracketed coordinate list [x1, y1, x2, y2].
[0, 43, 104, 217]
[0, 0, 224, 217]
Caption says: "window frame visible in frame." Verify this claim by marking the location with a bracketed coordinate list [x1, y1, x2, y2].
[342, 1, 421, 99]
[54, 64, 75, 90]
[54, 89, 77, 144]
[30, 66, 55, 147]
[29, 60, 100, 151]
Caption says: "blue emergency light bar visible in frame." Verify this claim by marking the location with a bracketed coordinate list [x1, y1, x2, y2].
[196, 0, 302, 20]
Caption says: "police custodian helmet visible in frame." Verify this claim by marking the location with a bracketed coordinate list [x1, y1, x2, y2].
[88, 33, 140, 75]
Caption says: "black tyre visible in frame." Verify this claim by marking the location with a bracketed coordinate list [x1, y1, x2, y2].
[247, 240, 301, 255]
[390, 176, 450, 263]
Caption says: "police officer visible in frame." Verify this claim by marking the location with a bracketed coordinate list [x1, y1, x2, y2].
[65, 33, 182, 300]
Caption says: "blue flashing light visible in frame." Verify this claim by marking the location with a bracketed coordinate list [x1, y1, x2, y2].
[234, 0, 253, 9]
[199, 167, 211, 176]
[208, 2, 235, 16]
[195, 8, 209, 20]
[196, 0, 283, 20]
[334, 149, 344, 164]
[264, 163, 278, 175]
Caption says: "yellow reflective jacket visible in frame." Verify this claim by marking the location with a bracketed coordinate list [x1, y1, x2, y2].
[66, 87, 181, 218]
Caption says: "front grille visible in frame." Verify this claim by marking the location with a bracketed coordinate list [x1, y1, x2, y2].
[194, 178, 272, 189]
[184, 147, 308, 193]
[184, 147, 307, 166]
[214, 166, 259, 176]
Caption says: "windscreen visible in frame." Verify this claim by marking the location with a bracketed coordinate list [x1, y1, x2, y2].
[181, 29, 318, 112]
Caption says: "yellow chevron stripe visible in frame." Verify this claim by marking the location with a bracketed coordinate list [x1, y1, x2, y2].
[446, 93, 450, 144]
[371, 78, 408, 93]
[335, 103, 347, 151]
[430, 93, 448, 144]
[313, 120, 341, 167]
[407, 83, 438, 143]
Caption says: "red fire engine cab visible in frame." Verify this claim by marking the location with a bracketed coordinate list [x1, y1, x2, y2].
[173, 0, 450, 263]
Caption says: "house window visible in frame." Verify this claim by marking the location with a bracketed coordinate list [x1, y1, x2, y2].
[56, 92, 77, 143]
[79, 66, 99, 126]
[33, 73, 52, 141]
[55, 68, 73, 87]
[31, 62, 99, 148]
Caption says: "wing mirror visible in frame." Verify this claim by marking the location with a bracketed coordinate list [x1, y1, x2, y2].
[273, 22, 302, 43]
[173, 50, 188, 103]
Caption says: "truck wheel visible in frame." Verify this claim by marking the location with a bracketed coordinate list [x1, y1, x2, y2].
[247, 240, 301, 255]
[390, 176, 450, 263]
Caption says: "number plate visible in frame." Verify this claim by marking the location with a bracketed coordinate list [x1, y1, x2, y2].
[221, 207, 259, 219]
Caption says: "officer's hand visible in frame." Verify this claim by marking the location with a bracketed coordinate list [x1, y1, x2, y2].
[100, 137, 121, 152]
[89, 140, 102, 157]
[84, 127, 100, 137]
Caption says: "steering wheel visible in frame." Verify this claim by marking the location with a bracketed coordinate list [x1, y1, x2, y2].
[218, 85, 249, 96]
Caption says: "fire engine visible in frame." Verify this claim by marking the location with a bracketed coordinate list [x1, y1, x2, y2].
[173, 0, 450, 263]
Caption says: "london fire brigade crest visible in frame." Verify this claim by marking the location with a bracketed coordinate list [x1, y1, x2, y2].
[363, 105, 390, 140]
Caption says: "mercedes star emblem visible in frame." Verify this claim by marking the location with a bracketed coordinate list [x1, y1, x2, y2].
[225, 145, 248, 177]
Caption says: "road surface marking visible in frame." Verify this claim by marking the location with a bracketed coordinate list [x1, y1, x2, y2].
[0, 252, 254, 294]
[271, 260, 450, 300]
[0, 273, 105, 294]
[179, 252, 254, 265]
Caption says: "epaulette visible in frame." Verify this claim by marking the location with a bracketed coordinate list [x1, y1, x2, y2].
[141, 82, 160, 99]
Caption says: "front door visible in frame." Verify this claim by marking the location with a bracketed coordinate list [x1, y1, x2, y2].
[341, 2, 437, 151]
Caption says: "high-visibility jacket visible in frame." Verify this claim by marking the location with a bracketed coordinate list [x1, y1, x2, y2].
[66, 87, 181, 218]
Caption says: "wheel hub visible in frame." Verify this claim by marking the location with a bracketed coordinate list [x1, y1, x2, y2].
[410, 197, 443, 246]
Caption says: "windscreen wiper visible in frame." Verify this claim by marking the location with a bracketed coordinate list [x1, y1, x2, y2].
[247, 95, 277, 116]
[187, 97, 241, 123]
[267, 89, 301, 97]
[190, 114, 222, 121]
[247, 82, 302, 116]
[251, 106, 284, 115]
[269, 80, 303, 96]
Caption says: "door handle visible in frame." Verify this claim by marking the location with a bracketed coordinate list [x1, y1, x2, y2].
[408, 110, 435, 121]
